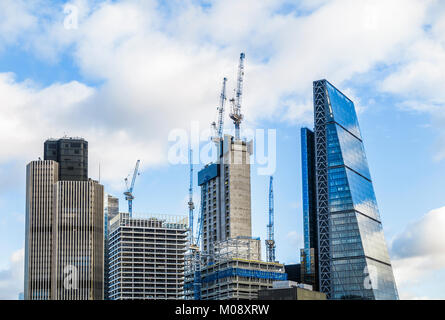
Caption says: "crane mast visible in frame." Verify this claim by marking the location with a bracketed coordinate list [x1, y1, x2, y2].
[124, 160, 140, 218]
[229, 52, 245, 140]
[212, 77, 227, 143]
[266, 176, 276, 262]
[188, 149, 195, 245]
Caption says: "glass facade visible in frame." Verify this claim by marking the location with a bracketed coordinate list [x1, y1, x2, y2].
[300, 128, 318, 289]
[304, 79, 398, 300]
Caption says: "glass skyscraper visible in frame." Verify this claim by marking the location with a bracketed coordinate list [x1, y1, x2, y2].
[300, 79, 398, 300]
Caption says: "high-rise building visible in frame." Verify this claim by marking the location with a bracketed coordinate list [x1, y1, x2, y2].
[300, 128, 319, 290]
[300, 79, 398, 300]
[25, 137, 104, 300]
[44, 137, 88, 181]
[51, 180, 104, 300]
[198, 135, 252, 256]
[108, 213, 188, 300]
[187, 135, 287, 300]
[24, 161, 59, 300]
[104, 194, 119, 300]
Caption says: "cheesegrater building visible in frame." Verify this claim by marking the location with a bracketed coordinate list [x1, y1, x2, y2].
[300, 79, 399, 300]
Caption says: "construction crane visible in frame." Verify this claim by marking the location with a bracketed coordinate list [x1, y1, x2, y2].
[266, 176, 276, 262]
[211, 77, 228, 143]
[187, 179, 206, 300]
[124, 160, 140, 218]
[185, 147, 204, 300]
[229, 52, 245, 140]
[188, 149, 195, 245]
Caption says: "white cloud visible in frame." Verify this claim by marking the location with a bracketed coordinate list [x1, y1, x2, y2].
[0, 248, 24, 300]
[390, 206, 445, 298]
[0, 0, 443, 187]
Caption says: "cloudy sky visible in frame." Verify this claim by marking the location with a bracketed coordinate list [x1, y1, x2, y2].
[1, 0, 445, 300]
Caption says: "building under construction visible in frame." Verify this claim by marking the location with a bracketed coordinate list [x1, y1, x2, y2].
[184, 53, 287, 300]
[108, 212, 188, 300]
[185, 237, 286, 300]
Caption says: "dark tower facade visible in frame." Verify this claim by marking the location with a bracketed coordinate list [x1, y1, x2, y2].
[44, 138, 88, 181]
[301, 79, 398, 300]
[300, 127, 319, 290]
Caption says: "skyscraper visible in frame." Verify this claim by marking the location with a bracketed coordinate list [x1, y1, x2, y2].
[300, 128, 318, 291]
[198, 134, 252, 256]
[51, 180, 104, 300]
[300, 79, 398, 300]
[44, 137, 88, 181]
[25, 137, 104, 300]
[25, 161, 59, 300]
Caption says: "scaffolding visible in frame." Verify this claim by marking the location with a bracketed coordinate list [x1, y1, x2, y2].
[184, 237, 286, 300]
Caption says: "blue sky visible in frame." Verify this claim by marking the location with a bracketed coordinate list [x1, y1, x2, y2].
[1, 0, 445, 300]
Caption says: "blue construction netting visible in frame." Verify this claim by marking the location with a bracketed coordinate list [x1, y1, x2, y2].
[201, 268, 287, 283]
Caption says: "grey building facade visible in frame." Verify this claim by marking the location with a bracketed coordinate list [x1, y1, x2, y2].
[51, 180, 104, 300]
[108, 213, 188, 300]
[25, 137, 104, 300]
[198, 135, 252, 256]
[25, 160, 59, 300]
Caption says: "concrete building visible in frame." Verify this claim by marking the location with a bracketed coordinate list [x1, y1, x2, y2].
[198, 134, 252, 257]
[25, 137, 104, 300]
[258, 281, 326, 300]
[51, 180, 104, 300]
[44, 137, 88, 181]
[25, 160, 59, 300]
[186, 134, 288, 300]
[108, 213, 188, 300]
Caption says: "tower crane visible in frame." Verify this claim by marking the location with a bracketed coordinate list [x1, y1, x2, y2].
[124, 160, 140, 218]
[229, 52, 245, 140]
[211, 77, 228, 143]
[186, 147, 205, 300]
[188, 149, 195, 246]
[266, 176, 276, 262]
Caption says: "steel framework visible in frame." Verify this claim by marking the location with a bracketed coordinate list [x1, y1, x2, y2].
[314, 80, 331, 298]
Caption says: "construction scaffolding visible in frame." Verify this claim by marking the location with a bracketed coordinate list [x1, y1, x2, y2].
[184, 237, 287, 300]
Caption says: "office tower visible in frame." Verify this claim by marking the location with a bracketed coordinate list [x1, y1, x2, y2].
[198, 135, 252, 256]
[104, 194, 119, 300]
[51, 180, 104, 300]
[108, 213, 188, 300]
[301, 79, 398, 300]
[44, 137, 88, 181]
[24, 161, 59, 300]
[300, 128, 319, 290]
[25, 137, 104, 300]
